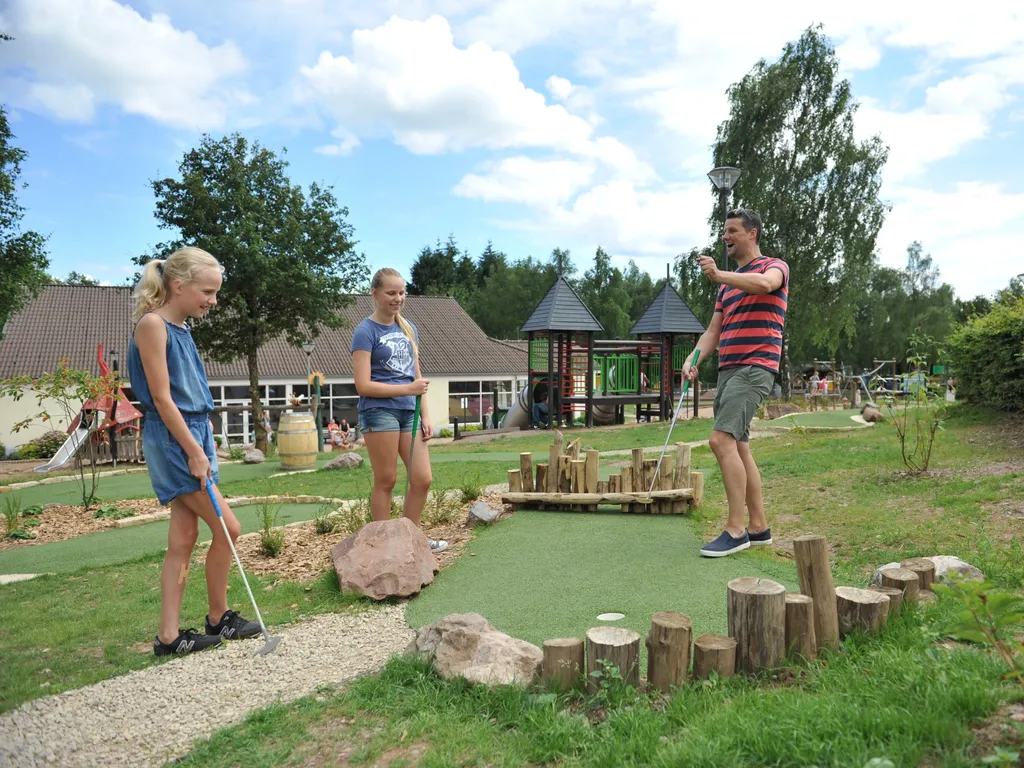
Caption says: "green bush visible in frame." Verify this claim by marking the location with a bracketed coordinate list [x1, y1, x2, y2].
[15, 443, 42, 460]
[947, 297, 1024, 412]
[0, 440, 5, 458]
[32, 430, 67, 458]
[438, 428, 453, 438]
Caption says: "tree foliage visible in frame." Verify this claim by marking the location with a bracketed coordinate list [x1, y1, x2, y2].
[0, 37, 50, 340]
[138, 133, 368, 451]
[710, 26, 889, 392]
[946, 296, 1024, 412]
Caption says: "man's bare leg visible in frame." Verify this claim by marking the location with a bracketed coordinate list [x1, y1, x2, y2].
[709, 429, 747, 538]
[737, 440, 768, 534]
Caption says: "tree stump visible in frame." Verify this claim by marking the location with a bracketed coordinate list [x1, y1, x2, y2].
[535, 464, 548, 496]
[879, 567, 920, 603]
[793, 534, 840, 650]
[548, 439, 561, 492]
[520, 452, 534, 493]
[542, 638, 584, 691]
[867, 585, 903, 617]
[507, 469, 522, 493]
[571, 460, 586, 493]
[900, 558, 936, 593]
[558, 455, 572, 493]
[693, 634, 736, 680]
[784, 593, 816, 660]
[586, 626, 641, 691]
[674, 443, 691, 487]
[727, 577, 786, 673]
[645, 611, 692, 693]
[835, 586, 889, 637]
[585, 450, 600, 493]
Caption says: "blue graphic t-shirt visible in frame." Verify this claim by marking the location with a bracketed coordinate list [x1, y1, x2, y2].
[350, 317, 418, 411]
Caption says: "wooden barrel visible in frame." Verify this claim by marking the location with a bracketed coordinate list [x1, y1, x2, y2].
[277, 411, 318, 471]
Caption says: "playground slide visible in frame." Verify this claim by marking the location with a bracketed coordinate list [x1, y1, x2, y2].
[33, 410, 105, 473]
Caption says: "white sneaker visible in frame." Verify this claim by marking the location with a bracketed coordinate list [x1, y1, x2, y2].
[429, 538, 448, 553]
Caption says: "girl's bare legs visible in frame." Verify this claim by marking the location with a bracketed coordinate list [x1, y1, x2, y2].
[364, 430, 401, 521]
[397, 429, 432, 526]
[177, 486, 242, 625]
[158, 498, 199, 644]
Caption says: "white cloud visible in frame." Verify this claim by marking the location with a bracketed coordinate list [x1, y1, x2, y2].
[454, 157, 595, 206]
[0, 0, 248, 129]
[546, 75, 574, 101]
[314, 127, 361, 156]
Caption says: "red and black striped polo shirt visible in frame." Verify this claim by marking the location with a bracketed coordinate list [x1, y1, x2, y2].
[715, 256, 790, 374]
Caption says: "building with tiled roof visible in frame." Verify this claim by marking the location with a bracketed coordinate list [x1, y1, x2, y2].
[0, 286, 527, 449]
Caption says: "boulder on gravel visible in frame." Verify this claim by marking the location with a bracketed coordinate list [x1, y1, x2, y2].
[468, 500, 502, 525]
[765, 403, 802, 420]
[407, 613, 542, 687]
[332, 517, 437, 600]
[243, 448, 265, 464]
[325, 452, 363, 470]
[871, 555, 984, 586]
[861, 404, 884, 423]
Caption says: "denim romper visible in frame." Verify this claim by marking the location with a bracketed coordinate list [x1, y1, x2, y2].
[127, 314, 219, 505]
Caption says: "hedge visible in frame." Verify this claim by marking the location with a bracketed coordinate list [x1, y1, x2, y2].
[946, 297, 1024, 412]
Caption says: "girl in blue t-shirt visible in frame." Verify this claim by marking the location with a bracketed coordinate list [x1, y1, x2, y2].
[351, 268, 446, 553]
[128, 247, 262, 657]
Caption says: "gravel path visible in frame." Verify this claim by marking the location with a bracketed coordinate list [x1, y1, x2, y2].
[0, 606, 414, 768]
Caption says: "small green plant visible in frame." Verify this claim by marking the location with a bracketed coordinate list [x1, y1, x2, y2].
[336, 501, 370, 534]
[0, 440, 6, 457]
[92, 504, 135, 520]
[459, 475, 484, 502]
[980, 746, 1021, 766]
[886, 331, 948, 473]
[228, 445, 246, 461]
[934, 575, 1024, 689]
[214, 435, 223, 448]
[313, 504, 336, 535]
[256, 501, 285, 557]
[586, 658, 638, 710]
[23, 517, 41, 527]
[3, 494, 22, 536]
[439, 428, 453, 438]
[22, 504, 44, 516]
[423, 487, 460, 527]
[6, 529, 36, 540]
[15, 442, 42, 460]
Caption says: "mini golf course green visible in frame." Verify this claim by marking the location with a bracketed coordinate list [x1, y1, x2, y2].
[0, 502, 322, 575]
[771, 408, 869, 429]
[406, 510, 798, 662]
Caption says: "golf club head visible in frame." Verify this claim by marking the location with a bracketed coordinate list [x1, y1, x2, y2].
[254, 634, 283, 656]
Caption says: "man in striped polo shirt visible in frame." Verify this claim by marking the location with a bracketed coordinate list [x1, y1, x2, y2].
[682, 208, 790, 557]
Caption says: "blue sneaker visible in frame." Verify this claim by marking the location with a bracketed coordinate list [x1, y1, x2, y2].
[747, 528, 773, 546]
[700, 530, 751, 558]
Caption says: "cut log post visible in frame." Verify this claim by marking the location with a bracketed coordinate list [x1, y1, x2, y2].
[867, 585, 904, 618]
[542, 638, 584, 691]
[548, 444, 560, 492]
[793, 534, 840, 651]
[643, 459, 658, 492]
[558, 455, 572, 493]
[596, 480, 608, 495]
[520, 452, 534, 493]
[571, 460, 586, 494]
[507, 469, 522, 493]
[727, 577, 786, 673]
[690, 471, 705, 511]
[631, 448, 644, 492]
[535, 464, 548, 497]
[645, 611, 692, 693]
[585, 450, 600, 493]
[586, 626, 641, 691]
[693, 634, 736, 680]
[568, 439, 581, 460]
[620, 465, 634, 513]
[674, 443, 691, 487]
[835, 586, 889, 637]
[660, 454, 675, 491]
[608, 474, 619, 493]
[500, 489, 691, 504]
[879, 568, 920, 604]
[900, 558, 936, 593]
[785, 593, 816, 660]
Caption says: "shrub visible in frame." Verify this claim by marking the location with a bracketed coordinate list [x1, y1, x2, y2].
[15, 443, 42, 460]
[438, 428, 453, 438]
[336, 501, 370, 534]
[92, 504, 135, 520]
[214, 435, 223, 448]
[3, 494, 21, 535]
[0, 440, 5, 458]
[255, 501, 285, 557]
[459, 476, 484, 502]
[313, 504, 336, 535]
[946, 296, 1024, 412]
[228, 445, 245, 461]
[31, 431, 67, 459]
[423, 487, 461, 527]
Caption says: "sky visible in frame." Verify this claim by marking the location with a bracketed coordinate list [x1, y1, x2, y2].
[2, 0, 1023, 301]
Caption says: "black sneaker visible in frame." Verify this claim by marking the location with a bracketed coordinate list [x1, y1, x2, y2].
[154, 628, 224, 657]
[206, 609, 262, 640]
[747, 527, 773, 546]
[700, 530, 751, 558]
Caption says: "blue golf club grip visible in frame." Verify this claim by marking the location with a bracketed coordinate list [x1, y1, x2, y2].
[206, 477, 224, 519]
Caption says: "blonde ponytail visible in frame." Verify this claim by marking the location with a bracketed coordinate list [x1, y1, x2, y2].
[132, 247, 224, 320]
[371, 267, 418, 357]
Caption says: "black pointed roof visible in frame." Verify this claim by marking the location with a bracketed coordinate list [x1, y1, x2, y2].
[630, 282, 706, 335]
[520, 276, 604, 333]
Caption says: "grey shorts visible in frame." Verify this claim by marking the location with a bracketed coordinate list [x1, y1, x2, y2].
[713, 366, 776, 442]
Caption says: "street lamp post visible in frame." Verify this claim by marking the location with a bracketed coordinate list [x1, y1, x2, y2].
[301, 341, 323, 451]
[707, 165, 742, 270]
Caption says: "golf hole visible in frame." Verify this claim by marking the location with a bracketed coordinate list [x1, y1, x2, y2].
[597, 612, 625, 621]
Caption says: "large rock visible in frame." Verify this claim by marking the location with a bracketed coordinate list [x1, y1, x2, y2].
[765, 403, 802, 420]
[243, 448, 265, 464]
[861, 405, 885, 423]
[872, 556, 984, 586]
[325, 452, 363, 470]
[468, 500, 501, 525]
[332, 517, 438, 600]
[407, 613, 542, 687]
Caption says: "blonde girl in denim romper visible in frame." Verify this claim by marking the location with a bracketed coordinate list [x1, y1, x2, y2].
[128, 247, 261, 656]
[350, 268, 446, 553]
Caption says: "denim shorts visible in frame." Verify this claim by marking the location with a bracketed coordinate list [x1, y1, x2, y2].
[359, 408, 414, 433]
[143, 413, 219, 505]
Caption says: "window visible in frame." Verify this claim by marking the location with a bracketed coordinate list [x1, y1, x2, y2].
[224, 385, 249, 400]
[446, 379, 513, 423]
[208, 386, 222, 402]
[449, 381, 482, 394]
[267, 384, 287, 399]
[331, 383, 358, 398]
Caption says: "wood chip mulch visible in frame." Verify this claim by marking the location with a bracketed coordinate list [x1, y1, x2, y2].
[0, 498, 168, 550]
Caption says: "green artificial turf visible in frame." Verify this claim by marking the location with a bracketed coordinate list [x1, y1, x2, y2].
[0, 502, 323, 575]
[406, 510, 797, 661]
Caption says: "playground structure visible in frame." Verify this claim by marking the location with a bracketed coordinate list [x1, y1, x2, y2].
[502, 277, 707, 431]
[500, 431, 705, 514]
[35, 345, 144, 472]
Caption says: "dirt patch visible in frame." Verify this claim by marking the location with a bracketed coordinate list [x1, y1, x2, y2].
[987, 499, 1024, 520]
[193, 493, 504, 582]
[0, 498, 168, 550]
[963, 702, 1024, 763]
[890, 461, 1024, 482]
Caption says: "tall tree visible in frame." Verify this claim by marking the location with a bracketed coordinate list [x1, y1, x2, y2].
[576, 247, 632, 338]
[712, 26, 889, 393]
[464, 256, 557, 338]
[622, 260, 661, 327]
[0, 33, 50, 340]
[408, 235, 477, 300]
[52, 271, 100, 286]
[476, 240, 506, 288]
[549, 247, 576, 280]
[139, 133, 368, 452]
